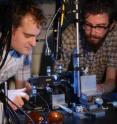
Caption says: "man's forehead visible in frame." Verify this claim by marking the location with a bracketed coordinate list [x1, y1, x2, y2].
[84, 12, 109, 19]
[84, 13, 109, 24]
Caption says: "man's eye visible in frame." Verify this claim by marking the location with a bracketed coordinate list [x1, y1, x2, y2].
[97, 26, 107, 29]
[25, 34, 31, 38]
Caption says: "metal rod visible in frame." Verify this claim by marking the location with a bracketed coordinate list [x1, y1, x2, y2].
[73, 0, 81, 97]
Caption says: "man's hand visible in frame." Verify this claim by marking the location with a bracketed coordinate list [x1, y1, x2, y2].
[96, 84, 104, 93]
[24, 81, 32, 92]
[15, 80, 32, 92]
[96, 67, 116, 94]
[8, 88, 29, 110]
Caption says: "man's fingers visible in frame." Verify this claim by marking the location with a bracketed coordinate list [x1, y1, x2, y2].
[8, 89, 29, 110]
[8, 102, 17, 110]
[8, 88, 26, 92]
[25, 82, 32, 92]
[15, 88, 27, 92]
[19, 92, 29, 100]
[8, 96, 25, 110]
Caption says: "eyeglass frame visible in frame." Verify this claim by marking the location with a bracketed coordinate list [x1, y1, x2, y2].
[83, 22, 110, 33]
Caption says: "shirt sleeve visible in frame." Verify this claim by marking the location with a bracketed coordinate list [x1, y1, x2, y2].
[15, 51, 32, 81]
[106, 24, 117, 68]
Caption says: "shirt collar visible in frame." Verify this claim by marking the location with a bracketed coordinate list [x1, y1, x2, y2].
[9, 49, 22, 58]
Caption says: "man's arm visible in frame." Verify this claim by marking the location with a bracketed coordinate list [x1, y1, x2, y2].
[15, 79, 31, 91]
[15, 79, 25, 89]
[97, 67, 116, 94]
[15, 52, 32, 89]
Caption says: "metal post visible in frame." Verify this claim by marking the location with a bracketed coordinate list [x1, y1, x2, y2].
[73, 0, 81, 97]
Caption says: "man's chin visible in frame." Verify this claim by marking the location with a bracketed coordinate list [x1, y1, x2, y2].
[88, 38, 100, 45]
[23, 51, 29, 55]
[87, 39, 103, 51]
[19, 50, 29, 55]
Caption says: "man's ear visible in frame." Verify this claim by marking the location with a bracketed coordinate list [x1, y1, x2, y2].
[12, 26, 14, 32]
[12, 26, 16, 34]
[109, 20, 116, 31]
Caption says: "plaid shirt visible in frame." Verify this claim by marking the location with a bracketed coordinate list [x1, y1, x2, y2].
[58, 23, 117, 83]
[0, 49, 32, 83]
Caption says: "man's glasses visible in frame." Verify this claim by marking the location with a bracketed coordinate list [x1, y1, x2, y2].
[84, 23, 109, 33]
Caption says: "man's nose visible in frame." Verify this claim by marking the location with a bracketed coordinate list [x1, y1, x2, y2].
[30, 37, 36, 47]
[90, 27, 97, 36]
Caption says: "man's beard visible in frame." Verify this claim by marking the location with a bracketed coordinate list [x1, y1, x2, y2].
[85, 34, 107, 52]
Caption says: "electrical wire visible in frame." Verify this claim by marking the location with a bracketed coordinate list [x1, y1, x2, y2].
[61, 0, 65, 26]
[1, 91, 35, 124]
[0, 91, 18, 124]
[1, 82, 25, 124]
[8, 98, 35, 124]
[45, 7, 61, 56]
[31, 85, 50, 112]
[36, 93, 50, 113]
[6, 105, 18, 124]
[1, 82, 50, 124]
